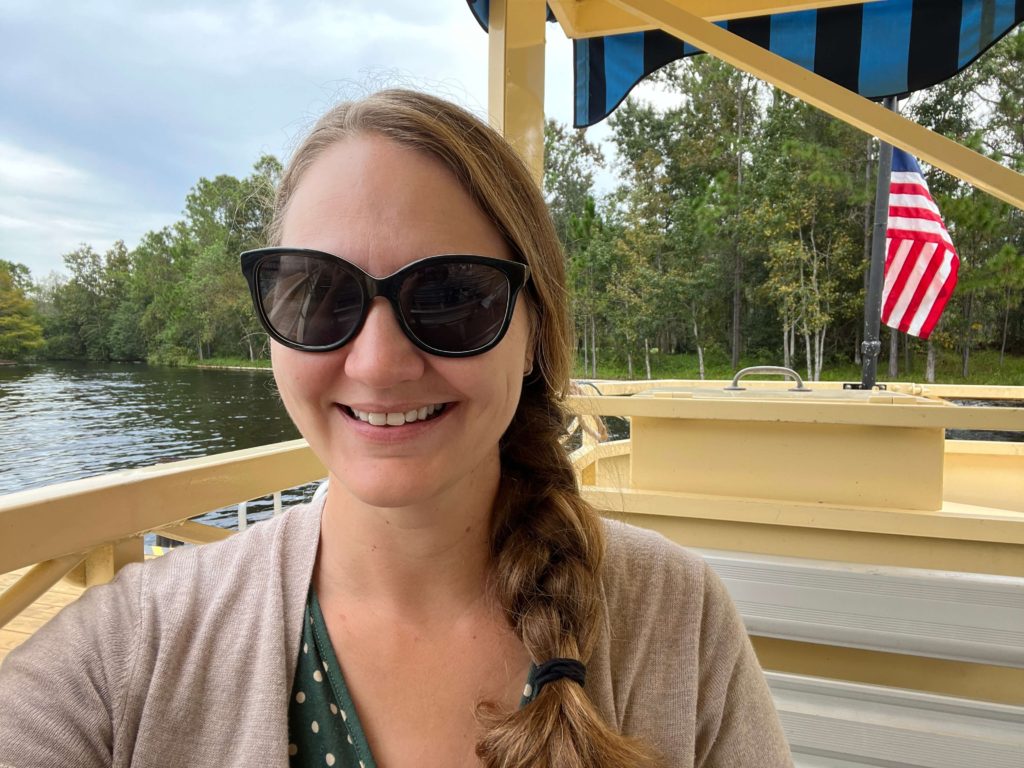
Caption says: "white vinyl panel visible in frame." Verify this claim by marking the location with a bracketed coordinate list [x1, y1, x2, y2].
[700, 549, 1024, 667]
[769, 673, 1024, 768]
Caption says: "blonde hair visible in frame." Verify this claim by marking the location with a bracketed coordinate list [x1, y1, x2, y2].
[270, 89, 661, 768]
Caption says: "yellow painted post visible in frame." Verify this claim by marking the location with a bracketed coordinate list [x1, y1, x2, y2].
[0, 552, 86, 629]
[67, 537, 145, 588]
[488, 0, 547, 184]
[608, 0, 1024, 212]
[157, 520, 234, 546]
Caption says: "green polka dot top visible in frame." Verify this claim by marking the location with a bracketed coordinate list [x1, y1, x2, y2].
[288, 591, 539, 767]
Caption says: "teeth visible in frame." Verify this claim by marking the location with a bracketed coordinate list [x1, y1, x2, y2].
[350, 404, 446, 426]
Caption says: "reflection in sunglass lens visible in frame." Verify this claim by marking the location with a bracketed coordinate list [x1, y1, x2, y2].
[399, 262, 510, 352]
[257, 254, 363, 347]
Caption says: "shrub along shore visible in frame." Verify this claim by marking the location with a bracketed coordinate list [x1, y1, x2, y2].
[184, 349, 1024, 387]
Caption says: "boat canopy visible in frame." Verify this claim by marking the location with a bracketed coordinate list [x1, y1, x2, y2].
[467, 0, 1024, 127]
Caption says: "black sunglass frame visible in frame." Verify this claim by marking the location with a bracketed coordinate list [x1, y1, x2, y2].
[240, 247, 531, 357]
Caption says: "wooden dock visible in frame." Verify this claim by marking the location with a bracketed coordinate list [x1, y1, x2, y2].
[0, 567, 85, 666]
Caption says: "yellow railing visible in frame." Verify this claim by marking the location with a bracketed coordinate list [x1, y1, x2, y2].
[2, 382, 1022, 702]
[571, 378, 1024, 400]
[0, 440, 325, 628]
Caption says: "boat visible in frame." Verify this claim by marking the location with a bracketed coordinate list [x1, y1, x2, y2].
[2, 2, 1024, 765]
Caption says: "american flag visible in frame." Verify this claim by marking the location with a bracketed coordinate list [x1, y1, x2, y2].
[880, 148, 960, 339]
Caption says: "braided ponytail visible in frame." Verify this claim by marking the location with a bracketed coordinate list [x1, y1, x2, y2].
[271, 89, 663, 767]
[473, 378, 662, 768]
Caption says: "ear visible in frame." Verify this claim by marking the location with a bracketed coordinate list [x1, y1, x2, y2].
[523, 352, 535, 377]
[523, 305, 538, 377]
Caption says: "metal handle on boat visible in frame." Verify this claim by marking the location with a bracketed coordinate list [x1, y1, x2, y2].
[574, 380, 604, 396]
[724, 366, 811, 392]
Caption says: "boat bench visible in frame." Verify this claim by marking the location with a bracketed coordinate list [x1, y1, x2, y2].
[702, 549, 1024, 768]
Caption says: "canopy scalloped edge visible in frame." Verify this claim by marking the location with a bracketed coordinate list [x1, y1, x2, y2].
[465, 0, 1024, 128]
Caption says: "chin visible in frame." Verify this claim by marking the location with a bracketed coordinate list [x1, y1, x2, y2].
[330, 469, 448, 512]
[352, 485, 438, 511]
[324, 449, 500, 518]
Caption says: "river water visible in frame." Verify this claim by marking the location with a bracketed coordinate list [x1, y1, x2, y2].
[0, 362, 307, 529]
[1, 362, 1020, 530]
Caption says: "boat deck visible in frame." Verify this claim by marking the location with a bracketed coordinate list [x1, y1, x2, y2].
[0, 567, 84, 666]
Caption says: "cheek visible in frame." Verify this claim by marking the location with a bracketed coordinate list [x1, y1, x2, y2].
[271, 343, 334, 428]
[487, 313, 532, 420]
[270, 343, 301, 402]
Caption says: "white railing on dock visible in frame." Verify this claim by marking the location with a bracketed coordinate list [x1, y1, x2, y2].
[233, 481, 326, 534]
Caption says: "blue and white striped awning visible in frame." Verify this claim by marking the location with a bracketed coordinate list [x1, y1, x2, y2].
[467, 0, 1024, 127]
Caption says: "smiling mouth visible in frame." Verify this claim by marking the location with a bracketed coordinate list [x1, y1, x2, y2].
[342, 403, 449, 426]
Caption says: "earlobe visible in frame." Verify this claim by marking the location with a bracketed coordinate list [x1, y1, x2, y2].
[522, 304, 538, 377]
[523, 345, 536, 377]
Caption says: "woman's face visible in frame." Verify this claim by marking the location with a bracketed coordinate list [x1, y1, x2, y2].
[272, 134, 533, 512]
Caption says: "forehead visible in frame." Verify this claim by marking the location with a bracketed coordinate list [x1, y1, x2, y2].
[279, 134, 511, 275]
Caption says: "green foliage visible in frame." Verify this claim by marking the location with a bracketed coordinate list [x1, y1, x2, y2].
[749, 94, 867, 379]
[547, 33, 1024, 380]
[32, 156, 279, 364]
[24, 32, 1024, 378]
[0, 262, 44, 360]
[906, 30, 1024, 375]
[0, 260, 32, 293]
[543, 120, 604, 247]
[574, 347, 1024, 386]
[186, 356, 273, 369]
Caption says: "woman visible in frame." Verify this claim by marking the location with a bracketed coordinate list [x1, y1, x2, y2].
[0, 90, 791, 767]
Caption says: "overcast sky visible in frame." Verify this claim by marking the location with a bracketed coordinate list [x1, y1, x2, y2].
[1, 1, 591, 279]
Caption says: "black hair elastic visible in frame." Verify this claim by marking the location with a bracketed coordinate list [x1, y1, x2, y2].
[532, 658, 587, 697]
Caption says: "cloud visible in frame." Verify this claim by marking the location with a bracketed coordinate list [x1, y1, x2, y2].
[0, 142, 89, 193]
[0, 138, 175, 277]
[0, 1, 582, 278]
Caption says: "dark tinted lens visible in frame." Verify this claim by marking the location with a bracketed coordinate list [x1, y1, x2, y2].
[256, 253, 363, 347]
[399, 262, 511, 352]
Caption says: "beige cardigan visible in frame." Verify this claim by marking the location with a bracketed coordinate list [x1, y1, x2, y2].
[0, 500, 792, 767]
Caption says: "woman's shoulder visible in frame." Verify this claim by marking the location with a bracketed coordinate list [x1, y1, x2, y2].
[0, 500, 325, 766]
[18, 497, 325, 652]
[593, 517, 792, 766]
[140, 498, 323, 595]
[599, 516, 710, 602]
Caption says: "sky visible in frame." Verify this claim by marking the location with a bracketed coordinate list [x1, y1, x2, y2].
[0, 0, 599, 280]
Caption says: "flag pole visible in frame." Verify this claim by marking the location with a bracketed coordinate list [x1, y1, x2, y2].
[860, 95, 900, 389]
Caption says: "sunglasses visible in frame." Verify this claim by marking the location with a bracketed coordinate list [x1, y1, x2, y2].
[240, 248, 531, 357]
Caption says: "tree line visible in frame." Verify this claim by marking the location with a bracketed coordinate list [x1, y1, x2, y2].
[547, 29, 1024, 381]
[1, 30, 1022, 379]
[1, 156, 280, 366]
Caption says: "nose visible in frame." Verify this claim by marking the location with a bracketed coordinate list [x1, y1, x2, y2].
[343, 297, 426, 387]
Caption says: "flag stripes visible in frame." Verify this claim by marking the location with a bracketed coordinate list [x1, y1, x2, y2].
[880, 149, 960, 339]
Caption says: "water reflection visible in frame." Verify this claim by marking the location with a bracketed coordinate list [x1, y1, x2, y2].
[0, 362, 308, 528]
